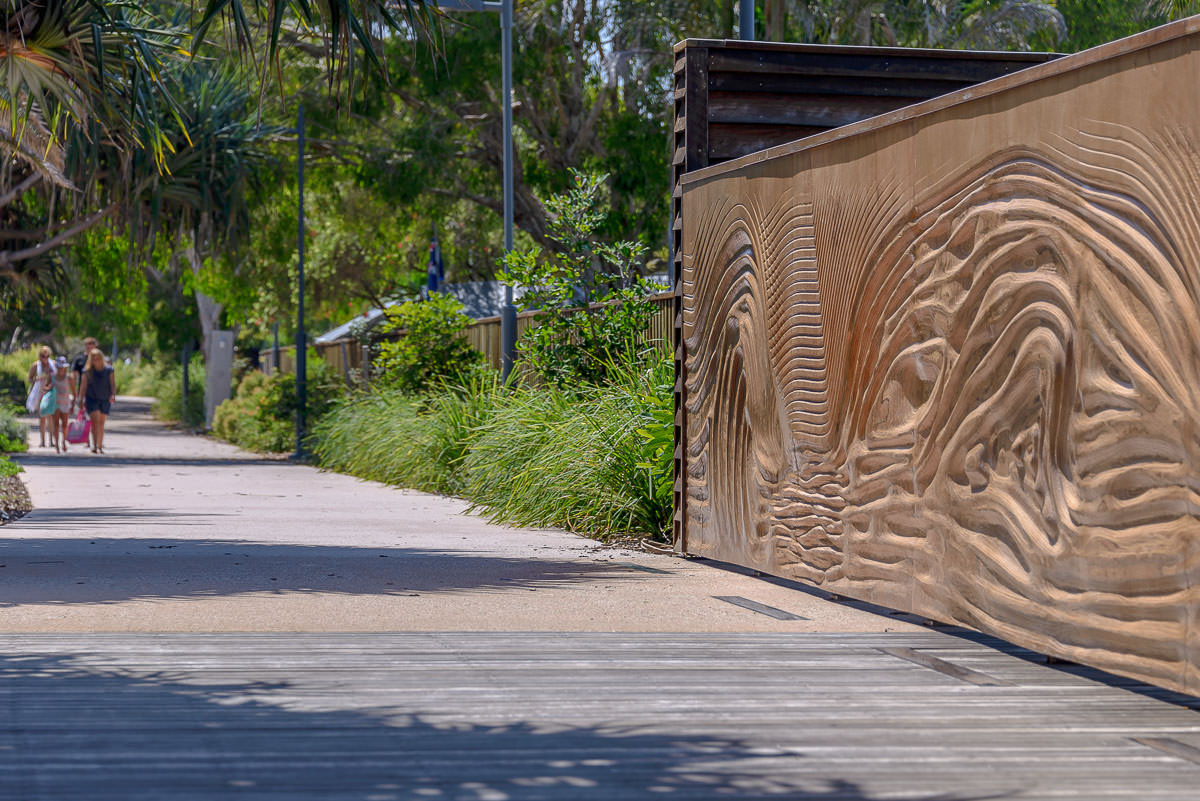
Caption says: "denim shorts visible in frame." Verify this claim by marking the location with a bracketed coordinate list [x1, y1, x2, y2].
[85, 398, 111, 415]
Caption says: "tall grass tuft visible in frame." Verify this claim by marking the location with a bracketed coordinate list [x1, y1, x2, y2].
[310, 348, 674, 541]
[310, 368, 500, 496]
[464, 347, 673, 538]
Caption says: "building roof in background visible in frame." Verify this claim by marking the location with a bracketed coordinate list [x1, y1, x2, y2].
[312, 282, 535, 344]
[313, 305, 393, 344]
[440, 281, 532, 321]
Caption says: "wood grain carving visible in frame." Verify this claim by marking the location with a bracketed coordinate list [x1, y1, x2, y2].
[680, 19, 1200, 695]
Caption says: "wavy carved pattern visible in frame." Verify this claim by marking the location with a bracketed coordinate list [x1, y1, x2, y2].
[682, 113, 1200, 694]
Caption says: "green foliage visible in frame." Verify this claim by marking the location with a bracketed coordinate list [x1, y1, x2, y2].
[311, 369, 500, 496]
[0, 405, 29, 453]
[499, 170, 655, 387]
[1056, 0, 1172, 51]
[375, 294, 483, 394]
[464, 348, 673, 539]
[122, 360, 166, 398]
[0, 455, 22, 478]
[212, 361, 342, 453]
[57, 230, 150, 344]
[310, 348, 674, 541]
[150, 359, 207, 427]
[0, 349, 38, 406]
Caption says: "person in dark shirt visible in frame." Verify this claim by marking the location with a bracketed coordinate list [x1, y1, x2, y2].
[77, 348, 116, 454]
[71, 337, 98, 450]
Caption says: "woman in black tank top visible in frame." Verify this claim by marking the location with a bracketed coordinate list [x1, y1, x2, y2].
[78, 349, 116, 454]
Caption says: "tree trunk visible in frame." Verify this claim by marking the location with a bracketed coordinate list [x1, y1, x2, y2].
[765, 0, 786, 41]
[183, 227, 223, 359]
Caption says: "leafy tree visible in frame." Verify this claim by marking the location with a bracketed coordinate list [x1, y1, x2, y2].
[763, 0, 1065, 49]
[499, 170, 655, 387]
[56, 230, 150, 345]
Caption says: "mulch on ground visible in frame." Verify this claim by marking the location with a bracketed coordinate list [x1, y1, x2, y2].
[0, 474, 31, 524]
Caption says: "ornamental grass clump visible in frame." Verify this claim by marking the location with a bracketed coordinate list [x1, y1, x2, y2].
[463, 347, 673, 540]
[310, 367, 500, 495]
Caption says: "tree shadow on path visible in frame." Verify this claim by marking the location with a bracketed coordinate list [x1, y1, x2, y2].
[0, 537, 645, 606]
[0, 650, 995, 801]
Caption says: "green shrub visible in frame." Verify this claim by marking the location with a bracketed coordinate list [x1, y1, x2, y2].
[0, 454, 21, 477]
[151, 358, 206, 425]
[0, 348, 38, 406]
[498, 170, 656, 387]
[375, 293, 483, 394]
[0, 406, 28, 453]
[212, 360, 342, 453]
[122, 360, 167, 398]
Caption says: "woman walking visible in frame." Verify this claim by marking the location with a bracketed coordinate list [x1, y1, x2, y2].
[26, 346, 54, 447]
[50, 357, 73, 453]
[76, 349, 115, 454]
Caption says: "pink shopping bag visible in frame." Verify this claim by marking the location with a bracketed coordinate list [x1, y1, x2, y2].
[66, 410, 91, 445]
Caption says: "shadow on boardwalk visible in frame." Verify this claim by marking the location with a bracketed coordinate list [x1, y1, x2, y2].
[0, 537, 646, 606]
[0, 650, 991, 801]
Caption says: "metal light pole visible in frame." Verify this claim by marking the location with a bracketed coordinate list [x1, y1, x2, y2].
[740, 0, 754, 39]
[498, 0, 517, 382]
[294, 104, 307, 458]
[437, 0, 517, 381]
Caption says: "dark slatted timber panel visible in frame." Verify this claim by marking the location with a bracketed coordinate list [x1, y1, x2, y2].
[2, 632, 1200, 799]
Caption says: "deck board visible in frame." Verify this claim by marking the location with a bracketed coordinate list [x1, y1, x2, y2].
[2, 632, 1199, 800]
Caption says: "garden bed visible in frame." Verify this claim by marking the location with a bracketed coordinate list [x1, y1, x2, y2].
[0, 473, 31, 524]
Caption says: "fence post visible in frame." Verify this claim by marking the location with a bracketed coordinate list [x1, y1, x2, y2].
[361, 344, 371, 390]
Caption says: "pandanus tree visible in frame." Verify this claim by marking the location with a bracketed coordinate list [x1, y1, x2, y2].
[0, 0, 431, 340]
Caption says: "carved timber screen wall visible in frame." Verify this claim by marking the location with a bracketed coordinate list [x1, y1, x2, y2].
[670, 39, 1059, 547]
[679, 18, 1200, 696]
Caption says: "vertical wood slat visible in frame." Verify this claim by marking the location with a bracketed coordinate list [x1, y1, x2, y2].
[673, 45, 708, 554]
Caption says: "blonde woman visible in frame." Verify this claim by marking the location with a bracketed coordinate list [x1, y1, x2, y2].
[76, 349, 115, 454]
[26, 346, 54, 447]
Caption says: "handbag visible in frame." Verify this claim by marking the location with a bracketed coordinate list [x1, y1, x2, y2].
[38, 385, 57, 417]
[25, 382, 42, 414]
[66, 410, 91, 444]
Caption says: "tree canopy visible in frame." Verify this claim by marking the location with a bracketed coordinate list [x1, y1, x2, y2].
[1, 0, 1192, 355]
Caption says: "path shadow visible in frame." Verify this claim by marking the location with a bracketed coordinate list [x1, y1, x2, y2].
[11, 507, 235, 528]
[0, 650, 992, 801]
[0, 538, 644, 606]
[14, 454, 280, 468]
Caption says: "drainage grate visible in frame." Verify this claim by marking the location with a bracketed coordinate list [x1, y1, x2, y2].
[714, 596, 807, 621]
[878, 647, 1013, 686]
[615, 562, 673, 575]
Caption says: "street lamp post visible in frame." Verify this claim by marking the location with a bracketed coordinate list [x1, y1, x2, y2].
[291, 104, 307, 458]
[740, 1, 754, 39]
[437, 0, 516, 381]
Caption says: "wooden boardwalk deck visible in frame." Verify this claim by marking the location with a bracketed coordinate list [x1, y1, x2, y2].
[2, 631, 1199, 800]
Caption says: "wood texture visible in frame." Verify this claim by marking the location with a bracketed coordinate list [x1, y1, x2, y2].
[680, 19, 1200, 696]
[670, 40, 1059, 550]
[4, 632, 1200, 799]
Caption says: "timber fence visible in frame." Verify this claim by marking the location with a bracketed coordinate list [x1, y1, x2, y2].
[264, 290, 675, 383]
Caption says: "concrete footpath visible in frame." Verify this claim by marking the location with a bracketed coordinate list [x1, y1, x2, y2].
[3, 398, 1200, 800]
[2, 397, 916, 634]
